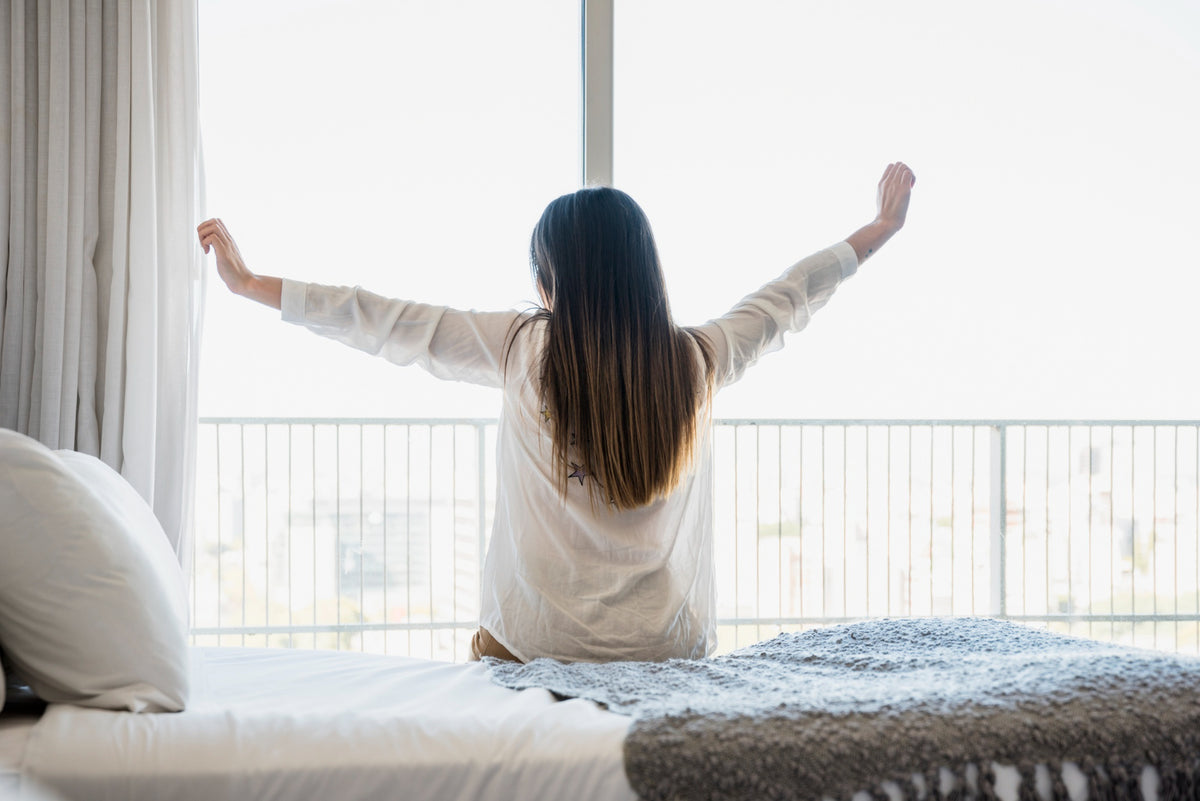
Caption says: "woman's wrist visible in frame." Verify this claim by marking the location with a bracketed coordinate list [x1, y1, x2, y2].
[846, 219, 898, 265]
[874, 215, 904, 237]
[241, 274, 284, 310]
[237, 273, 262, 298]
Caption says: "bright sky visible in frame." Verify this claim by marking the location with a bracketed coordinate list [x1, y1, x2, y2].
[198, 0, 1200, 422]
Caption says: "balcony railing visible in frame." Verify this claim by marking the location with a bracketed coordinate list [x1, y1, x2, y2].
[192, 418, 1200, 660]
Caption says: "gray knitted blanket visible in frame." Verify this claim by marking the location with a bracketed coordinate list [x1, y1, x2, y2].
[487, 618, 1200, 801]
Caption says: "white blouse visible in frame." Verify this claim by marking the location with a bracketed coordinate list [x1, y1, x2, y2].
[281, 241, 858, 662]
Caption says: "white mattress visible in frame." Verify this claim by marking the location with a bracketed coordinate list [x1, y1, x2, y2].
[0, 714, 38, 798]
[19, 647, 636, 801]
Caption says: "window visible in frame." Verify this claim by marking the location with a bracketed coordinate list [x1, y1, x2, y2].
[194, 1, 1200, 656]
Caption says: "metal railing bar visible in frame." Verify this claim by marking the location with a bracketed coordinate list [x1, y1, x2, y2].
[842, 427, 848, 618]
[264, 424, 270, 642]
[1174, 425, 1180, 650]
[310, 425, 316, 649]
[216, 424, 223, 639]
[797, 425, 805, 620]
[477, 424, 488, 616]
[1045, 426, 1051, 619]
[928, 425, 934, 615]
[452, 425, 459, 662]
[776, 425, 783, 626]
[1021, 426, 1028, 618]
[359, 425, 365, 651]
[756, 425, 762, 639]
[886, 428, 892, 616]
[865, 427, 871, 617]
[335, 425, 342, 635]
[241, 425, 247, 646]
[406, 425, 413, 653]
[907, 425, 912, 615]
[1108, 424, 1118, 642]
[949, 427, 955, 614]
[820, 429, 830, 618]
[428, 431, 434, 654]
[969, 428, 976, 616]
[287, 423, 293, 648]
[733, 426, 740, 623]
[1086, 426, 1093, 641]
[383, 425, 389, 651]
[1123, 424, 1132, 642]
[1153, 428, 1159, 648]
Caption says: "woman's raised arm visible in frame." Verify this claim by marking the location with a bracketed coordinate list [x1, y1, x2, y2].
[196, 218, 283, 310]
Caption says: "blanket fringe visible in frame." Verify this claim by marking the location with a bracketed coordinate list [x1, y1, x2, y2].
[1049, 764, 1069, 801]
[944, 766, 966, 801]
[927, 769, 943, 801]
[1161, 763, 1177, 801]
[1017, 764, 1039, 801]
[980, 762, 1001, 801]
[865, 758, 1199, 801]
[908, 772, 927, 801]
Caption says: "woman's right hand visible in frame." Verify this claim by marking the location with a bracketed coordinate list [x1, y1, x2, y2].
[875, 162, 916, 234]
[844, 161, 916, 265]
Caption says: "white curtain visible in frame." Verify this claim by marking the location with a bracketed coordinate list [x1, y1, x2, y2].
[0, 0, 204, 568]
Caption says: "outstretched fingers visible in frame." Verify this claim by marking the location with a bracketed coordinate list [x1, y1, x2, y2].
[196, 218, 230, 255]
[879, 162, 915, 190]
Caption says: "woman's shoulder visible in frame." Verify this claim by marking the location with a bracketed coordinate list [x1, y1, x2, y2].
[498, 312, 548, 381]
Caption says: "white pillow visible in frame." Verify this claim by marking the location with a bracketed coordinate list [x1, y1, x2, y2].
[0, 429, 189, 712]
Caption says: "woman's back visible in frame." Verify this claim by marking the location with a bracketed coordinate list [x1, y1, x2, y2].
[481, 240, 860, 662]
[485, 317, 719, 662]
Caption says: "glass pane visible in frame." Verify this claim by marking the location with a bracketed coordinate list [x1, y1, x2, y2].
[199, 0, 580, 417]
[615, 0, 1200, 420]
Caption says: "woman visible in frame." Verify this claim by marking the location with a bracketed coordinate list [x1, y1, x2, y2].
[197, 162, 915, 663]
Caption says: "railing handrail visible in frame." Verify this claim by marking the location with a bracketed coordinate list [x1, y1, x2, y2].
[199, 416, 1200, 427]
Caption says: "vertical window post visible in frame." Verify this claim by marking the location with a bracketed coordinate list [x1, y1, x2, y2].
[582, 0, 613, 186]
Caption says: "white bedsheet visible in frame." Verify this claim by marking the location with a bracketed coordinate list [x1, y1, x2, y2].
[20, 647, 636, 801]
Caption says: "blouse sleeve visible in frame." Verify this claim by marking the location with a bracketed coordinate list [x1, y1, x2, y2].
[695, 241, 859, 388]
[280, 280, 523, 389]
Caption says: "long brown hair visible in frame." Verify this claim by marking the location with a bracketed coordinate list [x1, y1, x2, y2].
[509, 187, 714, 511]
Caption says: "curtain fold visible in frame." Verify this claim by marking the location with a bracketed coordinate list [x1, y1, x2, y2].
[1, 0, 204, 569]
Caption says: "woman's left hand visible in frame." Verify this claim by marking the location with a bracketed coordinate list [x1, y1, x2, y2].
[197, 218, 255, 296]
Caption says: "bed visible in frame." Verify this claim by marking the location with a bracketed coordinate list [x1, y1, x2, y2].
[4, 431, 1200, 801]
[5, 622, 1199, 801]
